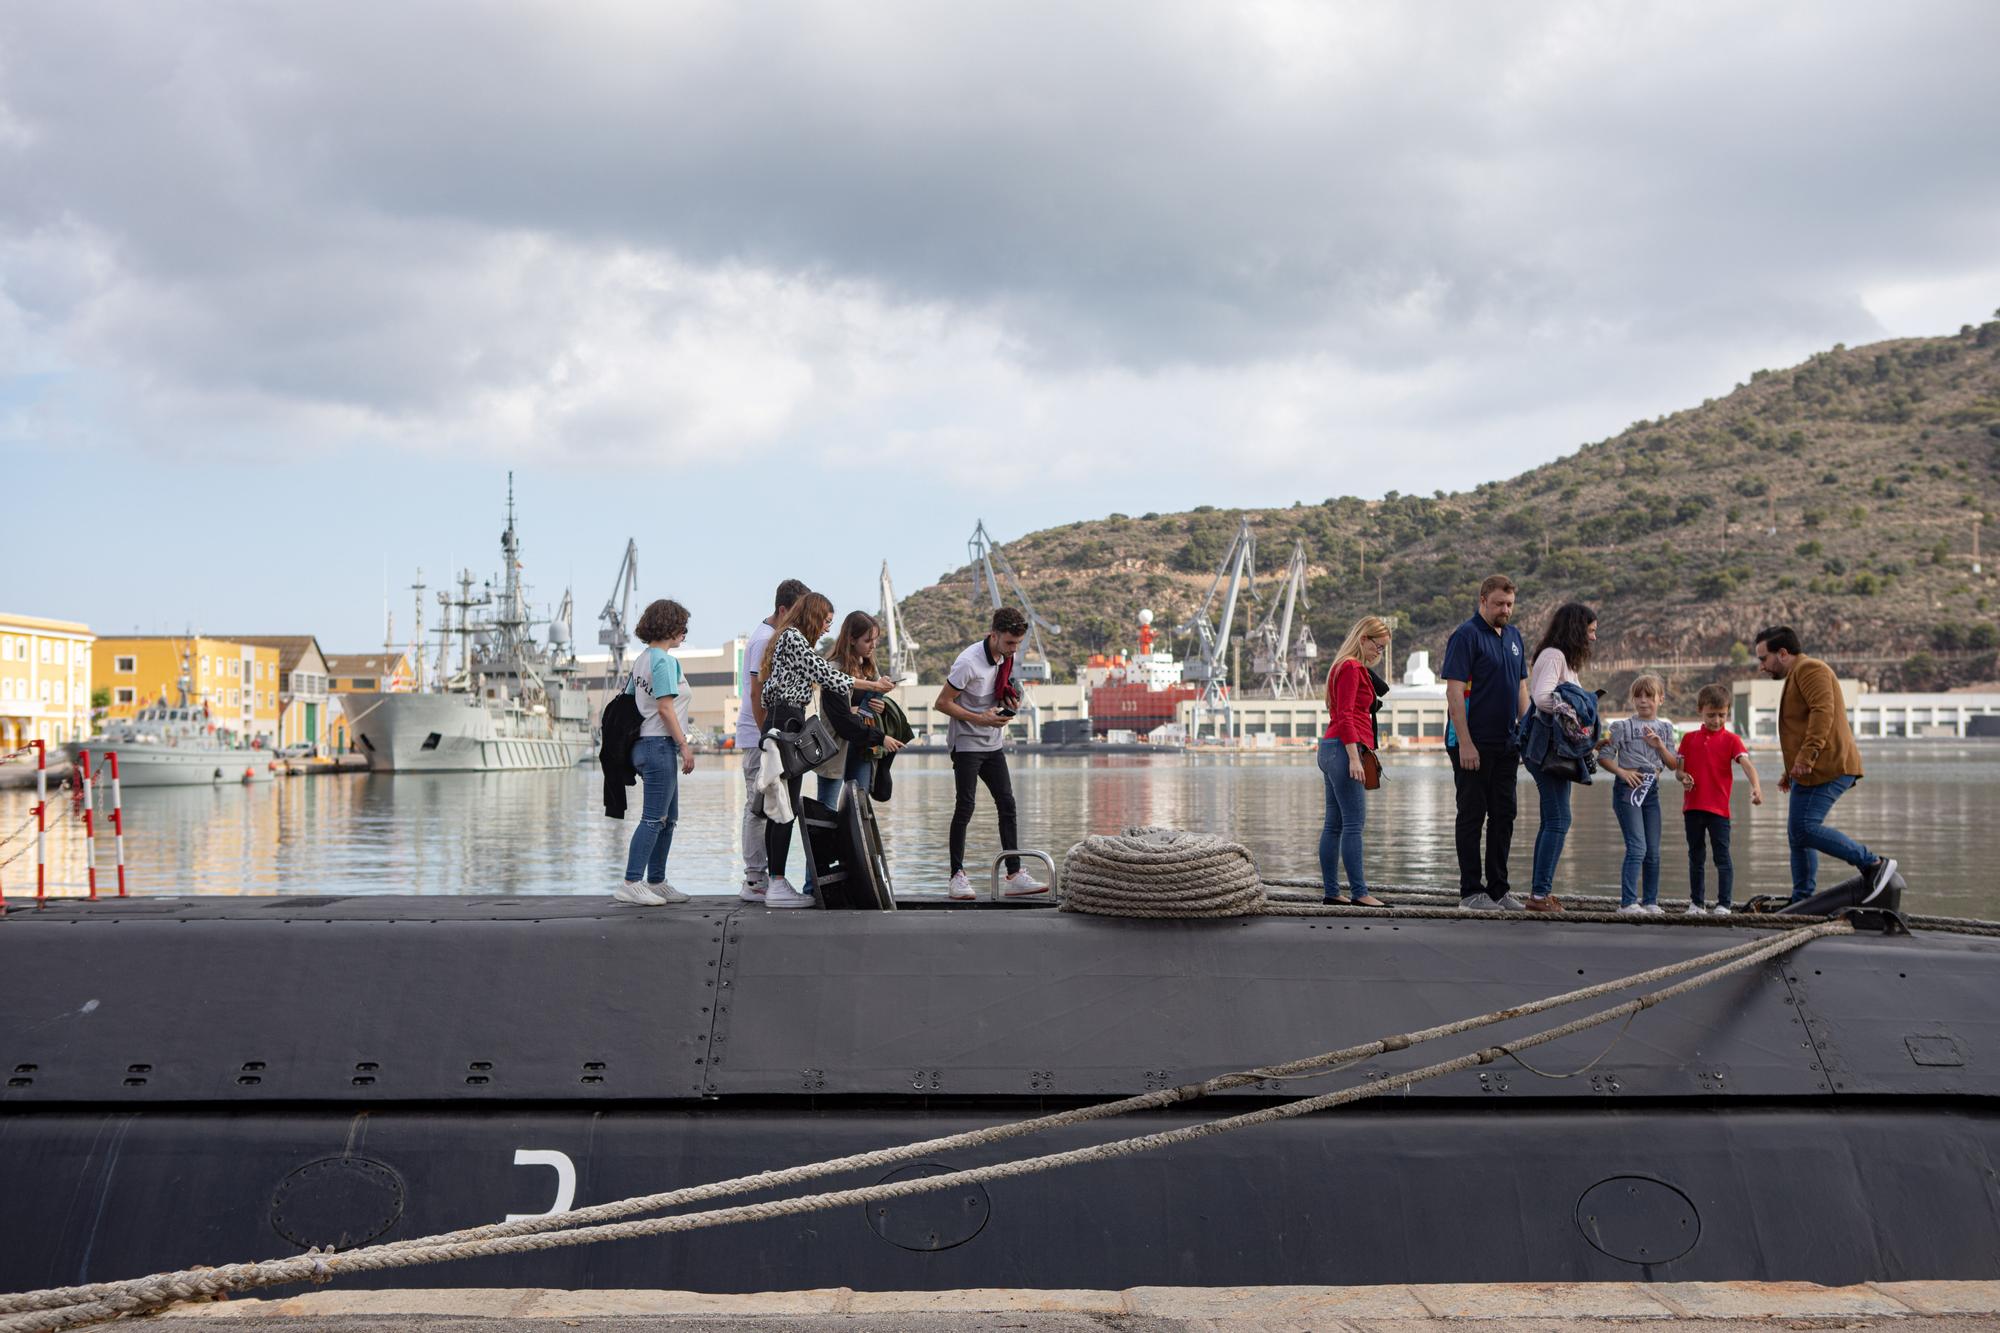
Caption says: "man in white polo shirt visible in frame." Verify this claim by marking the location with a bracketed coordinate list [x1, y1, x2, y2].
[934, 607, 1047, 900]
[736, 578, 808, 901]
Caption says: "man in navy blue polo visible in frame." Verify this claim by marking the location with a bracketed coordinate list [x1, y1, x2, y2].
[1440, 574, 1531, 909]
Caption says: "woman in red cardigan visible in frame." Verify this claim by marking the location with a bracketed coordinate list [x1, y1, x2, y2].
[1319, 615, 1392, 906]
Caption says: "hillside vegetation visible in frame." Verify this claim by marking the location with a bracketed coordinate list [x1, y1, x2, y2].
[900, 321, 2000, 702]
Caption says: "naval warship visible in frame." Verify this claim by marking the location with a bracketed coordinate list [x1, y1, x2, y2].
[1, 859, 1996, 1301]
[340, 481, 593, 774]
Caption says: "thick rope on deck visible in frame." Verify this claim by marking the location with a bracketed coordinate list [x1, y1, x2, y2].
[0, 921, 1849, 1333]
[1060, 827, 1264, 917]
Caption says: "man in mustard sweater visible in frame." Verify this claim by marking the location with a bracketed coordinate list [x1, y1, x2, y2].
[1754, 626, 1896, 903]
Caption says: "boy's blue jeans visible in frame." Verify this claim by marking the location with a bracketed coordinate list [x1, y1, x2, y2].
[1787, 775, 1872, 901]
[1316, 739, 1368, 899]
[1528, 762, 1572, 900]
[1612, 778, 1662, 908]
[623, 737, 680, 884]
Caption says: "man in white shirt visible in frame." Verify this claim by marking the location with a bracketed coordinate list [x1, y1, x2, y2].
[736, 579, 808, 900]
[934, 607, 1047, 900]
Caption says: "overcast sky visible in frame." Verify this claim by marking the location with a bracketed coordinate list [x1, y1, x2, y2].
[5, 1, 1998, 651]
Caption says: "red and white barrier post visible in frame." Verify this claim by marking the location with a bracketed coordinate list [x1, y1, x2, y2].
[33, 738, 47, 907]
[77, 749, 98, 901]
[108, 750, 127, 896]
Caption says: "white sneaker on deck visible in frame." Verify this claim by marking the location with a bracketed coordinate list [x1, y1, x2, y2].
[947, 871, 977, 900]
[1643, 903, 1665, 915]
[1615, 903, 1647, 916]
[613, 881, 667, 907]
[648, 881, 691, 904]
[739, 880, 768, 902]
[764, 876, 813, 909]
[1712, 904, 1732, 916]
[1002, 869, 1049, 897]
[1684, 903, 1709, 916]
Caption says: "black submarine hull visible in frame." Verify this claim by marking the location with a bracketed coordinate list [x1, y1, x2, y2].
[4, 895, 1998, 1294]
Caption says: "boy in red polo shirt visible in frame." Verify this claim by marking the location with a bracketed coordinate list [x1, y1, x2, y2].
[1676, 683, 1764, 915]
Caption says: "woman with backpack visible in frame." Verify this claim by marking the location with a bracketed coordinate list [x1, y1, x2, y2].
[758, 593, 899, 907]
[1523, 601, 1598, 913]
[615, 598, 696, 906]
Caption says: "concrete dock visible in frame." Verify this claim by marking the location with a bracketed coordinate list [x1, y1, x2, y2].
[127, 1281, 2000, 1331]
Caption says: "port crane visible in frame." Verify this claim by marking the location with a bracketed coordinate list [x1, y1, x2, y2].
[1249, 538, 1317, 697]
[598, 538, 640, 680]
[967, 520, 1060, 683]
[878, 562, 921, 685]
[1175, 517, 1257, 737]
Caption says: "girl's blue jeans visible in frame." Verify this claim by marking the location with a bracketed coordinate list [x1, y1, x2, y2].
[623, 736, 680, 884]
[1612, 778, 1662, 907]
[1528, 762, 1572, 900]
[1316, 739, 1368, 898]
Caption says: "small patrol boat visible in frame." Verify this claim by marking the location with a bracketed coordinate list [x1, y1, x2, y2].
[62, 675, 275, 788]
[2, 849, 1996, 1302]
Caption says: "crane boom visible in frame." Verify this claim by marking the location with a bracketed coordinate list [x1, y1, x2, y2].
[967, 521, 1060, 682]
[598, 539, 639, 679]
[1175, 518, 1257, 735]
[878, 561, 921, 684]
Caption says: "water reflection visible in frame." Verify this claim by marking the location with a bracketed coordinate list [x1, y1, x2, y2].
[3, 745, 1995, 919]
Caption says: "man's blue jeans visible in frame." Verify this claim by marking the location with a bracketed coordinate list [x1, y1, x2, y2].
[1612, 778, 1662, 908]
[623, 736, 680, 884]
[1316, 739, 1368, 899]
[1528, 762, 1572, 900]
[1787, 775, 1872, 901]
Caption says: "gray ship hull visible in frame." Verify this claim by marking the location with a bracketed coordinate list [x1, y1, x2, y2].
[341, 692, 591, 773]
[60, 740, 276, 787]
[3, 896, 1998, 1294]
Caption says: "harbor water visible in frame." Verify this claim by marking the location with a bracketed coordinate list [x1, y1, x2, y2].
[4, 743, 1996, 918]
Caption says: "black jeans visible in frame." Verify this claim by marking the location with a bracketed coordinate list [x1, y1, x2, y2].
[1684, 810, 1734, 907]
[1447, 743, 1519, 899]
[950, 748, 1020, 876]
[762, 702, 807, 880]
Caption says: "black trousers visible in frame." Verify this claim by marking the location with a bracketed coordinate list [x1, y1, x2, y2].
[763, 702, 807, 879]
[950, 748, 1020, 876]
[1447, 743, 1519, 898]
[1684, 810, 1734, 907]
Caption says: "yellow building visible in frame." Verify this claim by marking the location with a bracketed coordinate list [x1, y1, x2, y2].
[323, 651, 415, 694]
[0, 613, 95, 751]
[93, 636, 282, 745]
[215, 636, 334, 754]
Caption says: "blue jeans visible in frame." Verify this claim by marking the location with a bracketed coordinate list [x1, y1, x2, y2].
[1611, 778, 1662, 908]
[1316, 739, 1368, 899]
[1528, 762, 1572, 900]
[623, 737, 680, 884]
[1787, 775, 1872, 901]
[1684, 811, 1733, 908]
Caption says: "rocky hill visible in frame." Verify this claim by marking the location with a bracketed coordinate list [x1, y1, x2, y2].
[900, 321, 2000, 703]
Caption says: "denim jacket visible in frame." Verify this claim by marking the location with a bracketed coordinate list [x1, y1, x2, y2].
[1519, 681, 1603, 784]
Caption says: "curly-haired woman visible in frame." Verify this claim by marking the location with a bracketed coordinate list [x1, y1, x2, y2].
[615, 598, 696, 906]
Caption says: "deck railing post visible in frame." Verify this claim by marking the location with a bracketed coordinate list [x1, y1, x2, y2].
[33, 738, 46, 907]
[108, 750, 127, 896]
[78, 749, 97, 901]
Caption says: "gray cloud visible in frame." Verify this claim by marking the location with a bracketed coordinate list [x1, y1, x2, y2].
[1, 0, 1997, 479]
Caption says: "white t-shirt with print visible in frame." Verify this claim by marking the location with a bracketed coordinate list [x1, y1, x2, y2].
[946, 638, 1009, 754]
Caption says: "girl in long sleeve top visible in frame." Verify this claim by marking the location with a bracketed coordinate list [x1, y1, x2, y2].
[1523, 602, 1597, 911]
[756, 593, 897, 905]
[815, 612, 907, 811]
[1318, 615, 1391, 907]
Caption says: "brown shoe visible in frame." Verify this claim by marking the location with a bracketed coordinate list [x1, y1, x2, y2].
[1524, 895, 1563, 913]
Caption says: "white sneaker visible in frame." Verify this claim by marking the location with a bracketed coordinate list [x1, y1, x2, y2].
[764, 876, 813, 909]
[613, 881, 667, 907]
[1643, 903, 1665, 916]
[1616, 903, 1647, 916]
[1002, 868, 1049, 897]
[648, 881, 691, 904]
[947, 870, 977, 900]
[1712, 904, 1732, 916]
[739, 880, 768, 902]
[1684, 903, 1709, 916]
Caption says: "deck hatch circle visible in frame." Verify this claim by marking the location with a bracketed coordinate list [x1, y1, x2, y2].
[864, 1162, 990, 1252]
[1574, 1175, 1698, 1265]
[270, 1156, 405, 1251]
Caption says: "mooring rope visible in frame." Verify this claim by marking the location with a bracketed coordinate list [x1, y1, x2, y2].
[1058, 828, 1264, 917]
[0, 920, 1849, 1333]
